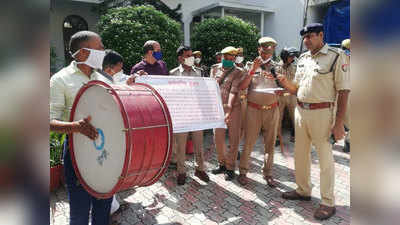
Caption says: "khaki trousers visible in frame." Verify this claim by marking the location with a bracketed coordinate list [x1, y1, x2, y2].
[214, 106, 241, 170]
[239, 105, 279, 176]
[294, 106, 335, 207]
[277, 95, 296, 135]
[174, 131, 205, 174]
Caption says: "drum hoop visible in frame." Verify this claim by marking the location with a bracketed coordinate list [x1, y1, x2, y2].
[69, 80, 131, 199]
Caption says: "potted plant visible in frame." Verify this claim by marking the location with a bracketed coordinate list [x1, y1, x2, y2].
[50, 132, 65, 191]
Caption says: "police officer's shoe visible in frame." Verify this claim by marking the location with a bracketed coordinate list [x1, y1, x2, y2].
[225, 170, 235, 181]
[177, 173, 186, 185]
[281, 190, 311, 201]
[237, 174, 248, 185]
[314, 205, 336, 220]
[343, 140, 350, 153]
[211, 165, 226, 174]
[194, 169, 210, 182]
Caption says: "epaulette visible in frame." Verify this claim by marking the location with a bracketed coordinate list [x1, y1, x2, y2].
[211, 63, 220, 68]
[169, 67, 179, 74]
[328, 46, 340, 56]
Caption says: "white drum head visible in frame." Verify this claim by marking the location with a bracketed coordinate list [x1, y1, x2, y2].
[72, 84, 126, 194]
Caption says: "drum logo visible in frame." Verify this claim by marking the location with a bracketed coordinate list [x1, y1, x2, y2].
[93, 128, 109, 166]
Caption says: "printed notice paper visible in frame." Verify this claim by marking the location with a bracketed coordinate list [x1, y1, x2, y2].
[136, 75, 227, 133]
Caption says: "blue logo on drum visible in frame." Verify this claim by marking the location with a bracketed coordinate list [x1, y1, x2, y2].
[94, 128, 109, 166]
[93, 128, 105, 150]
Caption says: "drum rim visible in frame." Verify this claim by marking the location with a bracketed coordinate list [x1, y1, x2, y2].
[69, 80, 131, 199]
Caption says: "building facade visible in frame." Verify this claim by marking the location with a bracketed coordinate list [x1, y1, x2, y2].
[50, 0, 343, 71]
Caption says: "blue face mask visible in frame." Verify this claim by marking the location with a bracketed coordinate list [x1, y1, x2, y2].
[344, 49, 351, 56]
[152, 51, 163, 60]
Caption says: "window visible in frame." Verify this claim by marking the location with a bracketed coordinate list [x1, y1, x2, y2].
[224, 8, 261, 31]
[63, 15, 88, 64]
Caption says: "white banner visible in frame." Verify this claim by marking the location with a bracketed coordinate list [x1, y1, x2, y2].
[136, 75, 227, 133]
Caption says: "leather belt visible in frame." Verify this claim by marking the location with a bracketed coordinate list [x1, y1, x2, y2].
[297, 100, 333, 110]
[248, 101, 279, 110]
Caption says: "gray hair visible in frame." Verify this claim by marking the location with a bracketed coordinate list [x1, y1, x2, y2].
[143, 40, 159, 54]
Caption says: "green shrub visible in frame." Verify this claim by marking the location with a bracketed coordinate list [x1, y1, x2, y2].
[97, 5, 183, 72]
[50, 132, 65, 167]
[191, 16, 261, 67]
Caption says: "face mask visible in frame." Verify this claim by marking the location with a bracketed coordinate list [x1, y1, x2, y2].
[344, 49, 351, 56]
[110, 69, 123, 76]
[73, 48, 105, 69]
[222, 59, 234, 68]
[152, 51, 163, 60]
[235, 56, 244, 64]
[184, 56, 195, 67]
[194, 58, 201, 64]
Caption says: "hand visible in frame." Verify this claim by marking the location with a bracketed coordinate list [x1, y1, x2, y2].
[126, 75, 136, 85]
[276, 74, 288, 84]
[75, 116, 98, 140]
[251, 57, 262, 71]
[136, 70, 148, 76]
[224, 111, 232, 124]
[331, 121, 345, 142]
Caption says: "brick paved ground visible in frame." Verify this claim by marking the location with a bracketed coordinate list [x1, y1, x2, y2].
[50, 130, 350, 225]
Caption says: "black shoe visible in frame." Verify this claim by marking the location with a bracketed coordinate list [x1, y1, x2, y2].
[168, 162, 177, 169]
[211, 165, 226, 174]
[224, 170, 235, 181]
[343, 140, 350, 153]
[275, 138, 280, 147]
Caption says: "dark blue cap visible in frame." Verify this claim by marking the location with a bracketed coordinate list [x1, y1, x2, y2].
[300, 23, 324, 36]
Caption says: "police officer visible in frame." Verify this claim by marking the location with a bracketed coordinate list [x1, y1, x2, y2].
[169, 46, 210, 185]
[193, 50, 209, 77]
[210, 51, 223, 78]
[235, 47, 247, 160]
[237, 37, 280, 187]
[278, 23, 350, 220]
[211, 46, 244, 181]
[276, 47, 299, 144]
[341, 39, 350, 153]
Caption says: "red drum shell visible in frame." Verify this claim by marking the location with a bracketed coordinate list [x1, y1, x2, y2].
[69, 80, 173, 199]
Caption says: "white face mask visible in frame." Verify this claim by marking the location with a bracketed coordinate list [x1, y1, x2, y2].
[194, 57, 201, 64]
[111, 69, 123, 76]
[184, 56, 195, 67]
[72, 48, 106, 69]
[235, 56, 244, 64]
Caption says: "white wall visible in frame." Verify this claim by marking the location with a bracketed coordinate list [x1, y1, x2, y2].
[50, 0, 100, 70]
[263, 0, 305, 54]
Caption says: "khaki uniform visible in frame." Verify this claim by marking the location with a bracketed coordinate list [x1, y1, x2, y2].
[212, 63, 244, 170]
[276, 62, 297, 136]
[293, 44, 350, 207]
[236, 63, 247, 140]
[239, 60, 280, 177]
[169, 65, 206, 174]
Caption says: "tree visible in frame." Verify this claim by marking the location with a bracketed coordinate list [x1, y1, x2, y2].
[191, 16, 261, 67]
[97, 0, 182, 23]
[97, 5, 183, 72]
